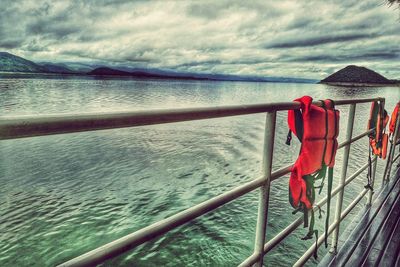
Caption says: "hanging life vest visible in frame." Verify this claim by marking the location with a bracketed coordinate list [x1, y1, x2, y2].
[286, 96, 340, 256]
[383, 102, 400, 181]
[367, 101, 389, 159]
[389, 101, 400, 134]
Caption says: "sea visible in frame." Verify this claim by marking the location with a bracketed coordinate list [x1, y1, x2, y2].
[0, 74, 399, 266]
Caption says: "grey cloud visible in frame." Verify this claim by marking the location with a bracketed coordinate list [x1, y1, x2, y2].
[23, 39, 49, 52]
[187, 1, 284, 20]
[26, 21, 81, 39]
[284, 51, 399, 63]
[29, 2, 51, 17]
[267, 33, 377, 49]
[172, 58, 270, 69]
[187, 4, 221, 19]
[174, 60, 223, 69]
[286, 17, 315, 30]
[0, 39, 24, 49]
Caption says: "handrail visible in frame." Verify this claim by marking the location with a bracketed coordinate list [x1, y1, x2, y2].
[59, 130, 376, 267]
[0, 97, 381, 140]
[58, 176, 268, 267]
[1, 97, 390, 267]
[240, 158, 375, 267]
[384, 106, 400, 181]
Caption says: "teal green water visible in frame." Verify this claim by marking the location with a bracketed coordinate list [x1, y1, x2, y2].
[0, 75, 399, 266]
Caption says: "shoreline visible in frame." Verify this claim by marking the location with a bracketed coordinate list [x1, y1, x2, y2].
[0, 71, 318, 84]
[319, 81, 399, 87]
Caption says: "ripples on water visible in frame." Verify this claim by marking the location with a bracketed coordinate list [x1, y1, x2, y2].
[0, 75, 399, 266]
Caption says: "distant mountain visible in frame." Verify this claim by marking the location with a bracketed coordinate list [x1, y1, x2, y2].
[320, 65, 396, 85]
[37, 62, 75, 74]
[0, 52, 46, 73]
[1, 51, 317, 83]
[55, 62, 101, 73]
[88, 66, 317, 83]
[0, 52, 77, 74]
[88, 67, 137, 76]
[88, 67, 210, 80]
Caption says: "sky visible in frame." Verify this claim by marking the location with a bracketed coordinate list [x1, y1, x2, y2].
[0, 0, 399, 79]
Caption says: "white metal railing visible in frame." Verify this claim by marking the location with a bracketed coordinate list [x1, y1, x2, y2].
[1, 97, 400, 267]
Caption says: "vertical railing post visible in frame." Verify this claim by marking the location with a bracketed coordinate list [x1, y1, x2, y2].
[366, 155, 378, 205]
[253, 111, 276, 267]
[383, 107, 400, 182]
[330, 103, 356, 254]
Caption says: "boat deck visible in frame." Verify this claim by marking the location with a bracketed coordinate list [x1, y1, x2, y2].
[318, 166, 400, 267]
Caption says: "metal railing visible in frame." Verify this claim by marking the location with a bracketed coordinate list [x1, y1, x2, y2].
[1, 97, 399, 267]
[384, 105, 400, 183]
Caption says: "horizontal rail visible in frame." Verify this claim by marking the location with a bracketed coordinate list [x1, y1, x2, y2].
[393, 153, 400, 164]
[337, 129, 374, 149]
[57, 175, 267, 267]
[240, 159, 374, 267]
[59, 122, 374, 266]
[0, 97, 381, 140]
[8, 97, 373, 266]
[59, 162, 297, 267]
[273, 127, 372, 183]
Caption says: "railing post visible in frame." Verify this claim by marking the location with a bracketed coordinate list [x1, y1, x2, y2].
[366, 155, 378, 205]
[383, 107, 400, 182]
[330, 103, 356, 254]
[253, 111, 276, 267]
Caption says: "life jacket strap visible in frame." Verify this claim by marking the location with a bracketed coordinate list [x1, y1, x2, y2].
[286, 130, 292, 145]
[364, 146, 374, 192]
[301, 209, 314, 240]
[303, 206, 309, 228]
[313, 230, 319, 259]
[287, 103, 303, 144]
[316, 204, 325, 219]
[328, 101, 338, 165]
[291, 206, 303, 215]
[291, 204, 309, 228]
[294, 109, 304, 142]
[301, 209, 319, 259]
[313, 165, 327, 195]
[320, 101, 329, 167]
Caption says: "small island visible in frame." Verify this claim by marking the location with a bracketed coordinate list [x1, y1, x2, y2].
[320, 65, 397, 86]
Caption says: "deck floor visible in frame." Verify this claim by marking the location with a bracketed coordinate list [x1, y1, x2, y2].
[318, 166, 400, 267]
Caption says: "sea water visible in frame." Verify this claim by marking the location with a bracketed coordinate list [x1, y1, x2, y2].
[0, 75, 399, 266]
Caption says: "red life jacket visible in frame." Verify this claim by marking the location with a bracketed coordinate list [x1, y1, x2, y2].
[286, 96, 339, 253]
[368, 101, 389, 159]
[389, 101, 400, 134]
[288, 96, 339, 209]
[383, 102, 400, 180]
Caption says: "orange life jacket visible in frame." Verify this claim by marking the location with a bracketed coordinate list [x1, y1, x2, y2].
[368, 101, 389, 159]
[286, 96, 340, 252]
[383, 102, 400, 181]
[389, 101, 400, 134]
[288, 96, 339, 209]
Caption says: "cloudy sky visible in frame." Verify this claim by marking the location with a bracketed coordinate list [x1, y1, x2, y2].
[1, 0, 399, 79]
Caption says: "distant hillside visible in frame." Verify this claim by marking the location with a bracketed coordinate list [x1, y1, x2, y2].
[88, 67, 136, 76]
[0, 52, 77, 74]
[88, 67, 317, 83]
[320, 65, 396, 85]
[0, 52, 46, 73]
[1, 51, 317, 83]
[88, 67, 209, 80]
[38, 62, 75, 74]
